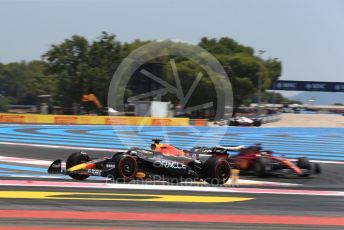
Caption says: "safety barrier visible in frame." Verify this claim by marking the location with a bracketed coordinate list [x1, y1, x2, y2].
[0, 113, 282, 126]
[0, 113, 189, 126]
[189, 119, 208, 126]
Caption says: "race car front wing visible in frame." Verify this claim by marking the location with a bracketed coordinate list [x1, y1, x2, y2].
[48, 159, 104, 177]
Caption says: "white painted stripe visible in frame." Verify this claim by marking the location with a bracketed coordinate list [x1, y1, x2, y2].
[0, 156, 52, 166]
[0, 174, 106, 180]
[0, 174, 298, 186]
[310, 159, 344, 165]
[0, 155, 66, 167]
[0, 141, 121, 152]
[233, 179, 299, 186]
[288, 158, 344, 165]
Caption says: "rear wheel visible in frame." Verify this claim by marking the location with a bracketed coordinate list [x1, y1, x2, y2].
[254, 157, 272, 177]
[203, 158, 230, 184]
[66, 152, 90, 180]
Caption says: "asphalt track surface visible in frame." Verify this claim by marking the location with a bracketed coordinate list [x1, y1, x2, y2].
[0, 125, 343, 229]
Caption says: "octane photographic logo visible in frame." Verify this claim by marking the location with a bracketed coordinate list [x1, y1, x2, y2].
[108, 40, 233, 149]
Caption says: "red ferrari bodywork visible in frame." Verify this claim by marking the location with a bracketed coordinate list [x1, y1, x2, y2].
[233, 146, 304, 176]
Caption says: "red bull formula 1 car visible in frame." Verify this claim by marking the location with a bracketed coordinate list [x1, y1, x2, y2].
[48, 139, 231, 184]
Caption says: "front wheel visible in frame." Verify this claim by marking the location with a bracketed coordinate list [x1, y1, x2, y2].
[314, 163, 321, 174]
[297, 157, 311, 177]
[203, 158, 230, 185]
[112, 154, 138, 182]
[66, 152, 90, 180]
[297, 157, 311, 169]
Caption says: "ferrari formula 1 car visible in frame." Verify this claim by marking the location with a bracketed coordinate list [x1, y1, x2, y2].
[192, 144, 321, 177]
[48, 139, 231, 184]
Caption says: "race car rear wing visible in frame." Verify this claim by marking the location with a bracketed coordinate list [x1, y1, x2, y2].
[190, 145, 245, 155]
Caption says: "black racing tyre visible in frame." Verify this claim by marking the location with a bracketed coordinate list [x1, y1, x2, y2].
[253, 120, 262, 127]
[254, 157, 272, 177]
[229, 120, 237, 126]
[297, 157, 311, 177]
[203, 157, 231, 185]
[297, 157, 311, 169]
[66, 152, 91, 180]
[112, 154, 138, 182]
[314, 163, 321, 174]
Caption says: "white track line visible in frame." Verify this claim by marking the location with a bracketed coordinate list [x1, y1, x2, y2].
[0, 173, 298, 186]
[0, 156, 52, 166]
[0, 141, 121, 152]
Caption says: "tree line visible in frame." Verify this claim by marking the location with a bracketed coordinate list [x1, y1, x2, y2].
[0, 32, 294, 114]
